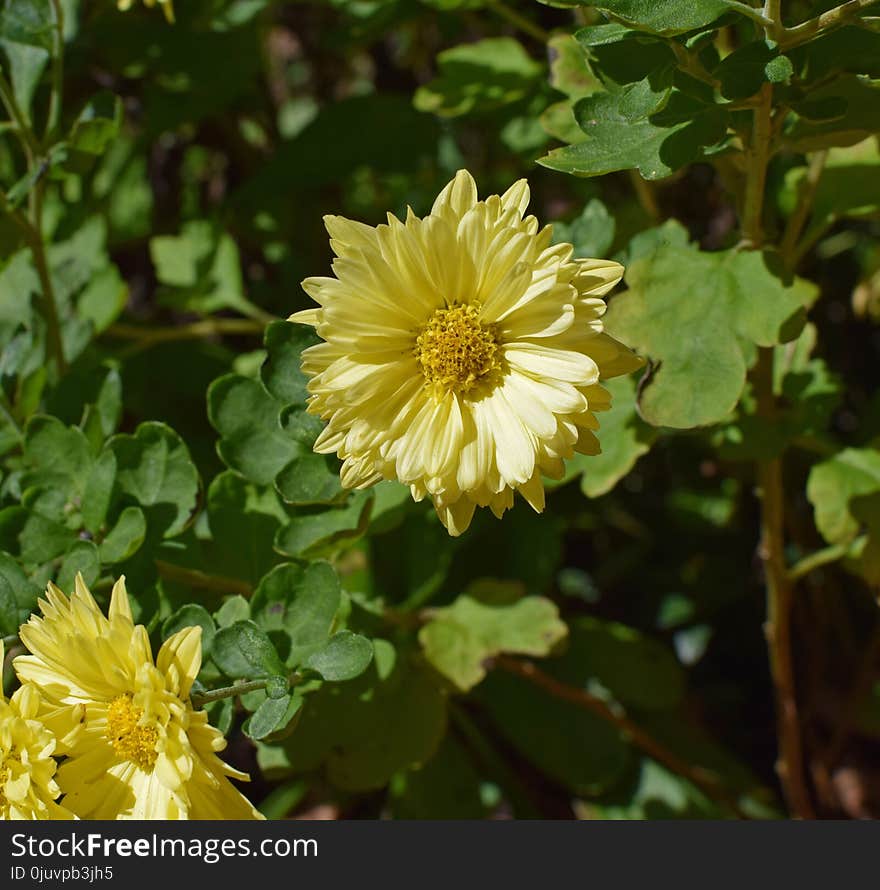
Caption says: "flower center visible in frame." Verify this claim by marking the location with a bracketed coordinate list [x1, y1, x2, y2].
[414, 303, 500, 395]
[106, 694, 158, 771]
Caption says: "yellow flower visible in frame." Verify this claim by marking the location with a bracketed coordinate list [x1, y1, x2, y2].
[14, 575, 263, 820]
[0, 641, 74, 820]
[290, 170, 643, 535]
[117, 0, 174, 23]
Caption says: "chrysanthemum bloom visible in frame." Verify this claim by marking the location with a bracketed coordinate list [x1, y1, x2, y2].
[14, 576, 262, 820]
[0, 642, 73, 820]
[117, 0, 174, 22]
[290, 170, 643, 535]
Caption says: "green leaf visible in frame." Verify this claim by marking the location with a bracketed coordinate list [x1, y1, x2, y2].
[208, 374, 302, 484]
[260, 321, 318, 407]
[0, 0, 53, 119]
[790, 26, 880, 83]
[98, 505, 146, 564]
[0, 552, 40, 622]
[605, 243, 817, 428]
[584, 0, 740, 36]
[413, 37, 543, 117]
[24, 415, 92, 495]
[713, 41, 790, 99]
[206, 471, 287, 585]
[69, 92, 123, 155]
[214, 594, 250, 628]
[275, 452, 343, 505]
[548, 32, 602, 99]
[212, 619, 287, 680]
[304, 631, 373, 681]
[162, 604, 216, 657]
[81, 449, 116, 535]
[0, 572, 19, 636]
[540, 82, 727, 180]
[419, 582, 568, 692]
[274, 491, 373, 559]
[245, 693, 303, 741]
[810, 451, 880, 545]
[787, 75, 880, 152]
[150, 221, 253, 316]
[563, 375, 657, 497]
[0, 508, 76, 564]
[109, 422, 199, 538]
[56, 540, 100, 592]
[261, 643, 447, 791]
[551, 198, 616, 259]
[251, 561, 341, 667]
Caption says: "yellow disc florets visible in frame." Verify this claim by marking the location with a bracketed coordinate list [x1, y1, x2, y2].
[414, 303, 500, 396]
[106, 694, 159, 772]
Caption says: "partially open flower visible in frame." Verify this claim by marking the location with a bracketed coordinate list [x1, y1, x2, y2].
[290, 170, 643, 535]
[15, 575, 262, 820]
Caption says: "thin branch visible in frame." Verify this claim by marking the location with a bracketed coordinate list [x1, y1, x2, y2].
[495, 656, 757, 818]
[0, 69, 38, 161]
[105, 318, 266, 353]
[28, 184, 66, 375]
[780, 150, 828, 265]
[45, 0, 64, 143]
[484, 0, 552, 43]
[724, 0, 775, 30]
[191, 679, 268, 708]
[781, 0, 880, 48]
[155, 560, 254, 598]
[788, 540, 859, 583]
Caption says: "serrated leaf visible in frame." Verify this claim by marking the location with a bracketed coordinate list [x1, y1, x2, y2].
[585, 0, 740, 36]
[419, 582, 568, 692]
[540, 83, 727, 180]
[304, 631, 373, 681]
[605, 243, 816, 428]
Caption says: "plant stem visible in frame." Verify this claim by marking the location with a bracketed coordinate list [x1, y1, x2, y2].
[724, 0, 775, 29]
[495, 656, 756, 818]
[0, 70, 38, 162]
[106, 318, 266, 352]
[191, 679, 268, 708]
[781, 0, 880, 48]
[740, 83, 773, 249]
[484, 0, 552, 43]
[741, 69, 814, 817]
[45, 0, 64, 143]
[28, 185, 66, 375]
[788, 540, 859, 582]
[780, 150, 828, 265]
[628, 170, 661, 222]
[155, 560, 254, 598]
